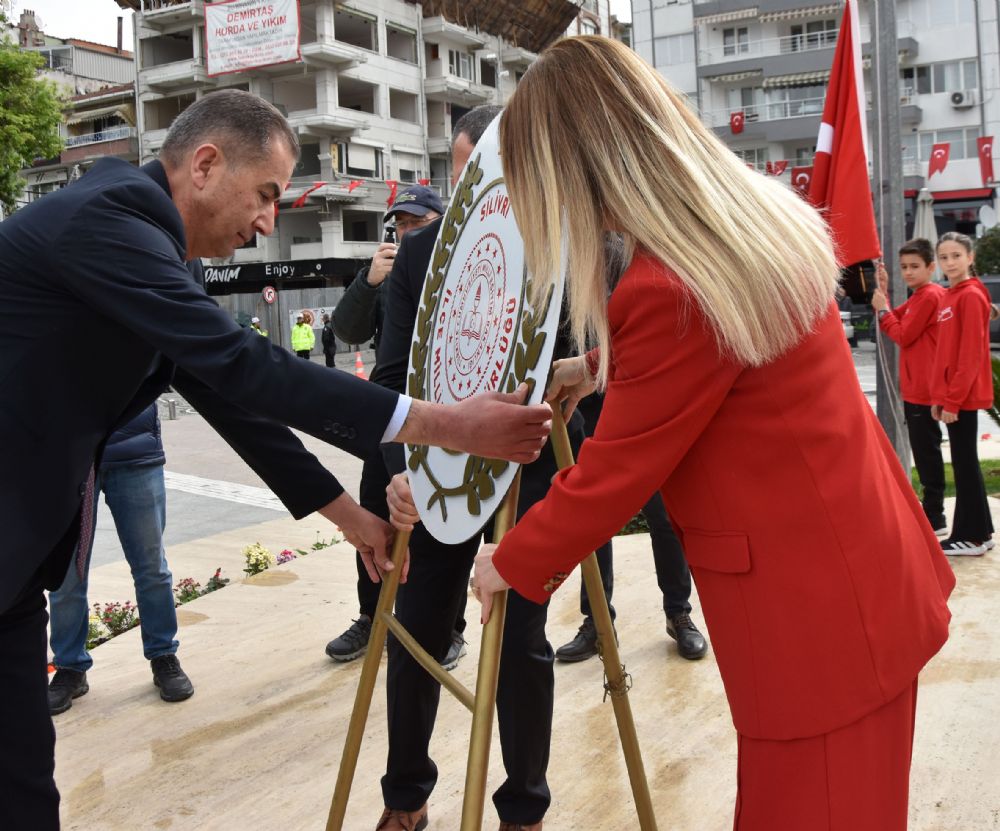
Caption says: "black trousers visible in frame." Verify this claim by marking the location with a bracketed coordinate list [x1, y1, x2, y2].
[904, 402, 945, 523]
[324, 352, 336, 368]
[295, 350, 311, 359]
[353, 455, 467, 632]
[0, 565, 62, 831]
[380, 421, 581, 824]
[581, 491, 693, 622]
[946, 409, 994, 542]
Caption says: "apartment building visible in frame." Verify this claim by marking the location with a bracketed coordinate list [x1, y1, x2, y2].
[11, 9, 137, 207]
[632, 0, 1000, 237]
[113, 0, 582, 343]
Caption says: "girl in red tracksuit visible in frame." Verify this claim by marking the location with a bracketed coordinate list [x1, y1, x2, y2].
[931, 231, 994, 556]
[873, 239, 947, 535]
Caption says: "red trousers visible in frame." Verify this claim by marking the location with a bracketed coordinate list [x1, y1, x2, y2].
[734, 680, 918, 830]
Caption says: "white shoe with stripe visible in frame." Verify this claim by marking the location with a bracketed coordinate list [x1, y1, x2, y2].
[941, 540, 987, 556]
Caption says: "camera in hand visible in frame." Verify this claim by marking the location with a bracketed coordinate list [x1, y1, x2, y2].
[384, 225, 396, 244]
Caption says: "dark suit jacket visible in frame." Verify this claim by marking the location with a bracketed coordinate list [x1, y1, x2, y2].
[0, 158, 399, 613]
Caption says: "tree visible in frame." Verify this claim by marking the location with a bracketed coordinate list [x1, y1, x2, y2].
[0, 37, 64, 214]
[975, 226, 1000, 277]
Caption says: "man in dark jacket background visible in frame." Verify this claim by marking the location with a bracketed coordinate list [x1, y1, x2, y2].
[321, 313, 337, 367]
[47, 404, 193, 714]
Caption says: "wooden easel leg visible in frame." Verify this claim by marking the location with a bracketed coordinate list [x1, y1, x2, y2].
[326, 531, 411, 831]
[549, 407, 659, 830]
[460, 469, 522, 831]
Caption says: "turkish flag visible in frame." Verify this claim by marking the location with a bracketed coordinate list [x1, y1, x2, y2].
[386, 179, 399, 208]
[766, 160, 788, 176]
[808, 0, 881, 266]
[977, 136, 994, 185]
[346, 179, 363, 192]
[418, 178, 431, 186]
[730, 111, 745, 134]
[928, 143, 950, 178]
[791, 166, 813, 196]
[292, 181, 327, 209]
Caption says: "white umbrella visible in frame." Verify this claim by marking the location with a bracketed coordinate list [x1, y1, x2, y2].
[912, 187, 940, 276]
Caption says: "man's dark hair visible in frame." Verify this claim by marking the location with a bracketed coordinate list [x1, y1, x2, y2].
[453, 104, 503, 147]
[160, 89, 300, 168]
[899, 238, 935, 265]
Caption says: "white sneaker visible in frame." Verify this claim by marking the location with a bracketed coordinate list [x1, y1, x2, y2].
[985, 538, 995, 551]
[934, 526, 949, 538]
[941, 540, 987, 556]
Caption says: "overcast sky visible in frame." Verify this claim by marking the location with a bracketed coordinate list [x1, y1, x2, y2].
[10, 0, 631, 49]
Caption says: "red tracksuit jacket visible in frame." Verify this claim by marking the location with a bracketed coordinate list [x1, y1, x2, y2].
[878, 282, 944, 405]
[931, 278, 992, 412]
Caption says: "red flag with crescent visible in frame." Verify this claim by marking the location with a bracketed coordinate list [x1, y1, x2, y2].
[766, 160, 788, 176]
[791, 166, 813, 197]
[386, 179, 399, 208]
[928, 143, 950, 178]
[730, 111, 745, 134]
[977, 136, 994, 185]
[418, 178, 431, 186]
[346, 179, 363, 192]
[808, 0, 880, 266]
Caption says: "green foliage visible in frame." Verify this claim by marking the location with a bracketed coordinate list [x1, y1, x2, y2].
[988, 355, 1000, 431]
[911, 459, 1000, 499]
[0, 40, 64, 214]
[618, 512, 650, 536]
[976, 227, 1000, 277]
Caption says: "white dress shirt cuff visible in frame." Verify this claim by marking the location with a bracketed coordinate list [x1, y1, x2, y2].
[381, 395, 413, 443]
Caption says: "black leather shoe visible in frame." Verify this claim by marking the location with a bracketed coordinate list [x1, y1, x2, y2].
[151, 654, 194, 702]
[326, 615, 372, 662]
[48, 668, 89, 715]
[555, 618, 598, 663]
[667, 614, 708, 660]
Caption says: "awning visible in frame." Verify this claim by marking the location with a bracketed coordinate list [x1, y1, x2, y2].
[65, 103, 135, 126]
[707, 70, 764, 83]
[695, 8, 758, 25]
[763, 70, 830, 88]
[760, 3, 841, 23]
[904, 187, 994, 201]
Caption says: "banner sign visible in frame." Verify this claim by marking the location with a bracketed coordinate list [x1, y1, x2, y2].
[405, 115, 566, 544]
[205, 0, 301, 77]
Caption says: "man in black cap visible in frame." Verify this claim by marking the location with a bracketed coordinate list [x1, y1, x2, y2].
[325, 185, 447, 666]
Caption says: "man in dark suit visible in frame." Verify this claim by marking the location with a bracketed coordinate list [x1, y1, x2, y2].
[0, 89, 551, 830]
[371, 106, 573, 831]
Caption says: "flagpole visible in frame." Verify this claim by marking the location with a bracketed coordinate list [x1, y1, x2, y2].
[869, 0, 910, 470]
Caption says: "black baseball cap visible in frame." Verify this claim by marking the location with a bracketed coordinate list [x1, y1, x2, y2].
[384, 185, 444, 222]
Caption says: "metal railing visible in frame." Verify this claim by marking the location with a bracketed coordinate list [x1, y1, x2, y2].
[65, 126, 136, 147]
[702, 96, 826, 128]
[699, 30, 837, 64]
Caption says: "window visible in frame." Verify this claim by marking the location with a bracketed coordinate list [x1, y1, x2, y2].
[723, 27, 749, 57]
[342, 210, 380, 242]
[386, 24, 417, 63]
[389, 89, 419, 122]
[653, 33, 694, 67]
[480, 59, 497, 88]
[728, 86, 763, 119]
[346, 144, 383, 178]
[902, 60, 978, 94]
[295, 143, 321, 178]
[339, 76, 378, 115]
[448, 49, 474, 80]
[733, 147, 769, 170]
[916, 127, 981, 161]
[790, 19, 837, 52]
[395, 152, 422, 183]
[334, 8, 377, 51]
[794, 146, 816, 166]
[766, 84, 827, 119]
[580, 18, 598, 36]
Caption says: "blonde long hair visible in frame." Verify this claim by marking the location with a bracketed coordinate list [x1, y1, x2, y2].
[499, 36, 840, 386]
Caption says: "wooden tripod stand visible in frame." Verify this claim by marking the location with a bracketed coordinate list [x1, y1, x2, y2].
[326, 409, 658, 830]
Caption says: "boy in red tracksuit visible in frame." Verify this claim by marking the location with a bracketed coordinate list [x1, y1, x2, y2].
[930, 231, 994, 556]
[873, 238, 947, 534]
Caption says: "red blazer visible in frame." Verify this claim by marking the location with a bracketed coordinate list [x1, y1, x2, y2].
[495, 253, 954, 741]
[930, 278, 992, 412]
[878, 282, 944, 405]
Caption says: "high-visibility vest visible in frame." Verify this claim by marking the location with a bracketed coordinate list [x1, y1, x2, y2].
[291, 323, 315, 351]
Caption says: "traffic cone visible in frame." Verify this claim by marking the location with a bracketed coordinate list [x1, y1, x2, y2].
[354, 351, 368, 380]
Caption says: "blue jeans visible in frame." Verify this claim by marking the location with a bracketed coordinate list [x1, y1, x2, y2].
[49, 464, 178, 671]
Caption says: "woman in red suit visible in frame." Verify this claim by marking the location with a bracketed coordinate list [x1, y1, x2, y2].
[458, 36, 955, 830]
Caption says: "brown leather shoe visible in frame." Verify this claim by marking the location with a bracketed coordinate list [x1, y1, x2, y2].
[375, 804, 428, 831]
[498, 823, 543, 830]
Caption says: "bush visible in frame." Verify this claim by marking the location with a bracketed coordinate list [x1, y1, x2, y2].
[976, 227, 1000, 276]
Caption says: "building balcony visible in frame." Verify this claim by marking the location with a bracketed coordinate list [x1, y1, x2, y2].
[501, 46, 536, 67]
[62, 134, 140, 164]
[138, 0, 205, 31]
[427, 136, 451, 156]
[338, 241, 379, 259]
[143, 128, 168, 151]
[143, 58, 211, 91]
[64, 125, 136, 149]
[421, 16, 488, 48]
[280, 181, 370, 207]
[865, 87, 922, 126]
[705, 98, 824, 143]
[287, 109, 370, 138]
[424, 75, 494, 106]
[699, 30, 837, 67]
[300, 40, 368, 69]
[290, 242, 324, 260]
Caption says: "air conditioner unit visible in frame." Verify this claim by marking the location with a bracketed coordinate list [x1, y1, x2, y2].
[951, 89, 978, 108]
